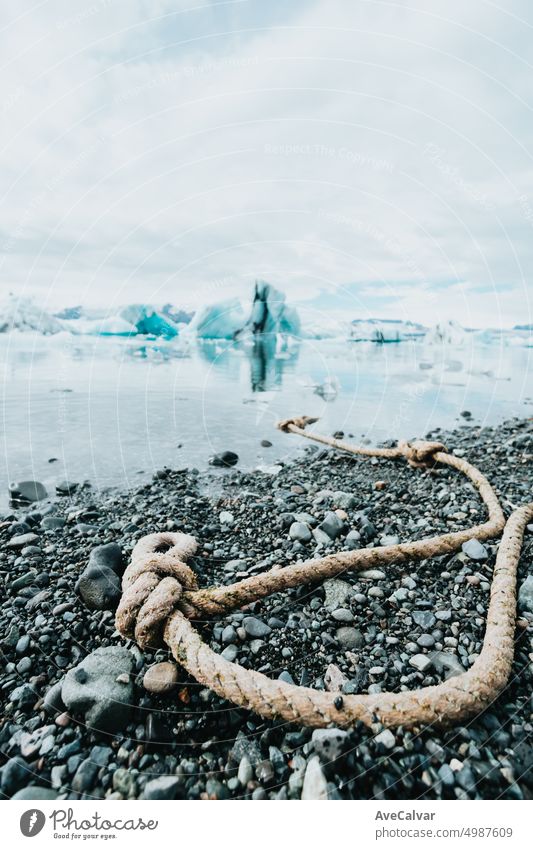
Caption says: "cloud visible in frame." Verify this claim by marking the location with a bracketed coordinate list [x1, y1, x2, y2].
[0, 0, 531, 326]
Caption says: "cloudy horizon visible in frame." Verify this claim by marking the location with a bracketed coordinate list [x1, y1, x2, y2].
[1, 0, 532, 328]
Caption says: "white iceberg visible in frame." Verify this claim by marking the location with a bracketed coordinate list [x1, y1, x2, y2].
[425, 320, 467, 346]
[185, 297, 246, 339]
[64, 315, 137, 336]
[350, 319, 425, 343]
[0, 295, 64, 334]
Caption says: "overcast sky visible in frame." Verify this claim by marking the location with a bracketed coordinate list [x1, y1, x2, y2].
[1, 0, 532, 327]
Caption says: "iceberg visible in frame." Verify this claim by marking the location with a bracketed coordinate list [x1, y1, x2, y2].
[425, 320, 467, 346]
[238, 281, 301, 337]
[350, 318, 425, 343]
[65, 315, 137, 336]
[0, 295, 64, 334]
[186, 297, 246, 339]
[119, 304, 181, 338]
[60, 303, 187, 338]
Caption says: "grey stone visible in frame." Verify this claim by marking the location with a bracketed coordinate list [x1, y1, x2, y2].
[289, 521, 312, 543]
[221, 625, 237, 644]
[43, 681, 66, 715]
[209, 451, 239, 467]
[88, 542, 123, 575]
[359, 569, 386, 580]
[345, 530, 361, 549]
[76, 543, 124, 610]
[76, 565, 121, 610]
[221, 645, 238, 661]
[417, 633, 436, 648]
[301, 756, 328, 800]
[324, 663, 348, 692]
[9, 683, 37, 709]
[72, 758, 98, 793]
[312, 527, 333, 546]
[318, 511, 344, 540]
[230, 731, 262, 764]
[9, 481, 47, 504]
[142, 776, 182, 800]
[41, 516, 66, 530]
[113, 768, 136, 797]
[243, 617, 272, 638]
[61, 646, 134, 732]
[374, 729, 396, 750]
[380, 534, 400, 546]
[332, 491, 357, 509]
[430, 651, 465, 679]
[438, 764, 455, 787]
[312, 728, 348, 762]
[462, 539, 488, 560]
[335, 626, 363, 649]
[412, 610, 436, 629]
[410, 654, 433, 673]
[6, 533, 39, 549]
[435, 609, 452, 621]
[11, 787, 58, 800]
[323, 578, 351, 610]
[15, 634, 31, 655]
[56, 480, 78, 496]
[518, 575, 533, 613]
[331, 608, 354, 622]
[238, 756, 253, 785]
[1, 756, 30, 795]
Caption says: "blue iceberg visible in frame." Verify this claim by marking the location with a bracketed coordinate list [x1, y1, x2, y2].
[186, 297, 246, 339]
[238, 281, 301, 337]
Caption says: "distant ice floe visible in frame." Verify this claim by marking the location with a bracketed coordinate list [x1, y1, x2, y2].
[350, 318, 426, 343]
[424, 320, 467, 346]
[0, 295, 64, 334]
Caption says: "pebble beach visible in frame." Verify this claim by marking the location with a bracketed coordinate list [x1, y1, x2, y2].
[1, 417, 532, 801]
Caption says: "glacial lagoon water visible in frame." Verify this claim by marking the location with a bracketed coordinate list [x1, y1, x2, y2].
[1, 332, 531, 509]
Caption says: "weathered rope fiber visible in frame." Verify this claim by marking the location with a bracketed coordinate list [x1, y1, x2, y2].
[115, 417, 532, 728]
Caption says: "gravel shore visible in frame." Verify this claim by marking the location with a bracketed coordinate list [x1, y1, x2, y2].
[1, 417, 532, 801]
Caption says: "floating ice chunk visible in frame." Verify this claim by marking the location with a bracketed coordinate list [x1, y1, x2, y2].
[238, 281, 301, 337]
[119, 304, 180, 338]
[350, 318, 426, 343]
[186, 297, 246, 339]
[313, 375, 340, 401]
[0, 295, 64, 334]
[425, 320, 467, 346]
[66, 315, 137, 336]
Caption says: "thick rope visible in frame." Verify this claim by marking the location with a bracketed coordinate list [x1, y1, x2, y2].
[114, 417, 532, 728]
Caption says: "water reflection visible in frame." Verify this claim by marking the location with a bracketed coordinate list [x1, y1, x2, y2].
[247, 334, 300, 392]
[197, 333, 301, 392]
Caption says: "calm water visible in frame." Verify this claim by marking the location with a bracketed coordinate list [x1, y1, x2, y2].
[1, 332, 531, 508]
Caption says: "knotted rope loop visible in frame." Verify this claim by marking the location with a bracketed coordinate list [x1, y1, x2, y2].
[116, 532, 198, 649]
[398, 438, 448, 468]
[277, 415, 319, 432]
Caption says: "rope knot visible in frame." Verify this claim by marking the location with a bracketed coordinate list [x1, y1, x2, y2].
[115, 532, 198, 649]
[277, 415, 319, 433]
[398, 439, 447, 468]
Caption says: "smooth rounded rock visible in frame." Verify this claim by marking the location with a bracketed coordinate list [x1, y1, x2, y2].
[143, 662, 179, 695]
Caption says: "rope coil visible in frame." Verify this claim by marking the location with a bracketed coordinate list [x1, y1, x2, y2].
[114, 417, 532, 728]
